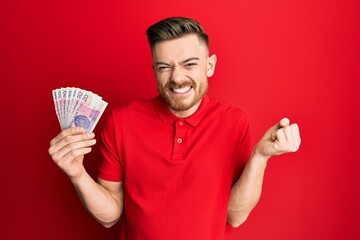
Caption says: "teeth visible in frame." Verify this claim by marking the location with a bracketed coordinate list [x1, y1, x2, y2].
[172, 86, 191, 94]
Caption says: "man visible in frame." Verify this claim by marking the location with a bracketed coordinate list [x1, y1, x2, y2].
[48, 17, 300, 240]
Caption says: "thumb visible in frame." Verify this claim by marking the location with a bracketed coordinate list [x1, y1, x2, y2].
[279, 117, 290, 128]
[266, 118, 290, 141]
[266, 118, 289, 134]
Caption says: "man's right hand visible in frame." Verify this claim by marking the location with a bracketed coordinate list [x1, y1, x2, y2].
[48, 127, 96, 180]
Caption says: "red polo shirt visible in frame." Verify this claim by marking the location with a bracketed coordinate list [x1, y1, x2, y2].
[98, 95, 252, 240]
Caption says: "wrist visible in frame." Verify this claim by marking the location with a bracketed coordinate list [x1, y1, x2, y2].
[69, 168, 87, 185]
[252, 146, 271, 164]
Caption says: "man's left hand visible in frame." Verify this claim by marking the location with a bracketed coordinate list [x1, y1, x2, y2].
[254, 118, 301, 160]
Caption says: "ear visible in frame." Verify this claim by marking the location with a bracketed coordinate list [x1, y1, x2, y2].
[206, 54, 217, 77]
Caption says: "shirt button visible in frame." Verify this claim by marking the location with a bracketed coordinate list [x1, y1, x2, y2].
[179, 121, 184, 126]
[177, 138, 182, 144]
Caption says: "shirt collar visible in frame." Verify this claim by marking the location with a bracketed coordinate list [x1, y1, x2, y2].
[154, 95, 210, 127]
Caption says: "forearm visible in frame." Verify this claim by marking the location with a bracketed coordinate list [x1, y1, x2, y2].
[227, 152, 269, 227]
[71, 171, 123, 227]
[227, 118, 301, 227]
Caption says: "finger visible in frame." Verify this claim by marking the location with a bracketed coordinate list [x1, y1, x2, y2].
[54, 138, 96, 159]
[58, 147, 93, 167]
[283, 125, 293, 143]
[267, 123, 282, 139]
[273, 128, 287, 149]
[290, 123, 301, 148]
[50, 127, 85, 146]
[291, 123, 300, 140]
[278, 124, 301, 152]
[49, 132, 94, 156]
[49, 132, 95, 156]
[279, 118, 290, 128]
[271, 131, 277, 141]
[267, 118, 290, 137]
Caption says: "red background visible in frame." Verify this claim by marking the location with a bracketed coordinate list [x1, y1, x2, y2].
[1, 0, 359, 239]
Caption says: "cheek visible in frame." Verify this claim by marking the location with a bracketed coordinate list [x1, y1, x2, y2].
[156, 73, 170, 85]
[192, 70, 208, 85]
[188, 67, 207, 79]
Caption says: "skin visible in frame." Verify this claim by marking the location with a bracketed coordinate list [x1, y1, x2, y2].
[227, 118, 301, 227]
[48, 128, 123, 227]
[48, 34, 301, 229]
[152, 34, 217, 118]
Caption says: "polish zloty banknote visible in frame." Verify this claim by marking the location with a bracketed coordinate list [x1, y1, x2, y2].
[52, 89, 61, 124]
[52, 87, 108, 132]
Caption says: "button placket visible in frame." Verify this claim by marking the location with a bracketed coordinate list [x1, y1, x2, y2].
[172, 119, 186, 160]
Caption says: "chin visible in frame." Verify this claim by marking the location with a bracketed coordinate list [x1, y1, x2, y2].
[170, 98, 200, 112]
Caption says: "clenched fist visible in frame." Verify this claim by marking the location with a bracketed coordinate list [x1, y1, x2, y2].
[254, 118, 301, 160]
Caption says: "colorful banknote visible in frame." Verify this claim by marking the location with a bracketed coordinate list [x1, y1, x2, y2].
[52, 87, 108, 132]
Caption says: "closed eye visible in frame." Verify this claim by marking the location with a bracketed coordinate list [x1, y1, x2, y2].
[185, 62, 197, 68]
[157, 66, 171, 71]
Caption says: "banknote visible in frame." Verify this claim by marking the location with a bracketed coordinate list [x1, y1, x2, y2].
[52, 87, 108, 132]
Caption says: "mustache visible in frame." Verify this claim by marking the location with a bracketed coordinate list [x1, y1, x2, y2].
[164, 79, 196, 89]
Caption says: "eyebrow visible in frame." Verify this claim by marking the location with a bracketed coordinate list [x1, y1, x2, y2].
[154, 57, 200, 66]
[182, 57, 200, 64]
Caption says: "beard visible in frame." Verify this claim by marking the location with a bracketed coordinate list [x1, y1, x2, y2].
[158, 79, 208, 112]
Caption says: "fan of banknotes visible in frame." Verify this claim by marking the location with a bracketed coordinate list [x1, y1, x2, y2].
[52, 87, 108, 132]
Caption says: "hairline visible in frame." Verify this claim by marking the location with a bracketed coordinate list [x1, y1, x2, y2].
[150, 33, 209, 54]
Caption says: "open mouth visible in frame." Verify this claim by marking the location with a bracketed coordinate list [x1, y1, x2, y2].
[171, 86, 192, 94]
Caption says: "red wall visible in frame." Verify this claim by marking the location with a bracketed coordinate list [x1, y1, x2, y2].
[2, 0, 359, 239]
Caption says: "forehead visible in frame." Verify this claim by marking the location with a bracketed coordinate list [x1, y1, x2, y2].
[152, 34, 208, 62]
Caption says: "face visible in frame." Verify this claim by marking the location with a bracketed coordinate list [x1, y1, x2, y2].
[152, 34, 217, 117]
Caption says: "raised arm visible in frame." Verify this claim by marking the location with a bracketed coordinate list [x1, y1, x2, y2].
[48, 127, 123, 227]
[227, 118, 301, 227]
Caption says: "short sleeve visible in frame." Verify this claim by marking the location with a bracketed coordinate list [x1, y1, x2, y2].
[98, 110, 124, 182]
[232, 113, 252, 182]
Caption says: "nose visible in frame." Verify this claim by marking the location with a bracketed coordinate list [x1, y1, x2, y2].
[170, 66, 186, 83]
